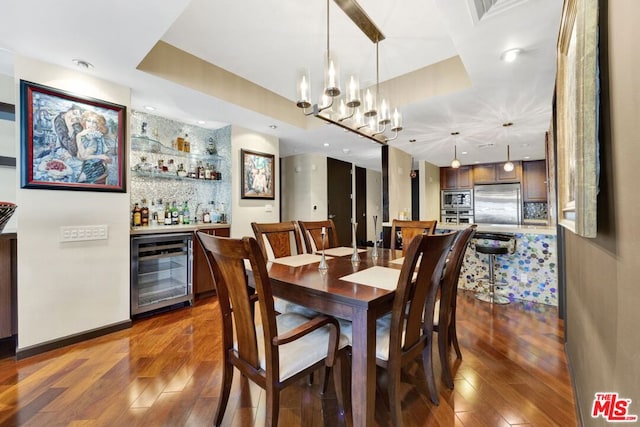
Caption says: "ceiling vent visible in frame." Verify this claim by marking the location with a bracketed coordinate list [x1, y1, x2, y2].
[467, 0, 529, 23]
[477, 142, 496, 149]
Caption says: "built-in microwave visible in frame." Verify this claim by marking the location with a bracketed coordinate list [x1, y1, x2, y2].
[441, 190, 473, 209]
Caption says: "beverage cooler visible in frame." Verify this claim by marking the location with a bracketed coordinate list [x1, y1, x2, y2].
[130, 232, 193, 316]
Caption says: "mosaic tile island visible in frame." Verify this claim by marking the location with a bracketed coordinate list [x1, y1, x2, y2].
[441, 224, 558, 306]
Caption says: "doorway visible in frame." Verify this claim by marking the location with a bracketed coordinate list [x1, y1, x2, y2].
[327, 157, 352, 246]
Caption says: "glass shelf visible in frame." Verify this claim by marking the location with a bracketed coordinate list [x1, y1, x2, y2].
[131, 169, 222, 181]
[131, 135, 222, 161]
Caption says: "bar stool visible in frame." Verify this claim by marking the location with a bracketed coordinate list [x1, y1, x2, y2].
[474, 232, 516, 304]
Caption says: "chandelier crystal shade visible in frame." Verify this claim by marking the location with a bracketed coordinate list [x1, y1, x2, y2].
[294, 0, 403, 144]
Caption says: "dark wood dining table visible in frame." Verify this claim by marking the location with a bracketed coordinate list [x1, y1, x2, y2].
[264, 247, 404, 427]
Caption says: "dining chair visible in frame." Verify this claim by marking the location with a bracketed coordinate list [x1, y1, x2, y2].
[433, 224, 477, 389]
[298, 219, 340, 253]
[251, 221, 318, 318]
[251, 221, 305, 259]
[339, 232, 457, 426]
[196, 232, 351, 427]
[390, 219, 438, 254]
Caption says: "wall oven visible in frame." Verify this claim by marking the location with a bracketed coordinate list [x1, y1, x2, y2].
[130, 232, 193, 316]
[441, 190, 473, 209]
[441, 209, 474, 225]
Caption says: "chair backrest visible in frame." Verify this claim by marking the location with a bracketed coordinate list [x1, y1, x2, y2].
[251, 221, 304, 259]
[298, 219, 339, 253]
[390, 219, 438, 254]
[389, 232, 456, 359]
[439, 225, 477, 326]
[196, 232, 281, 379]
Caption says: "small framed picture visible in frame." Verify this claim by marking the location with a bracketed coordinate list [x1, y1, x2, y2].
[241, 149, 275, 199]
[20, 80, 126, 192]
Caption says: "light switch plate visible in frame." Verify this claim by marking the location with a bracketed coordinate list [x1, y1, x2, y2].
[60, 225, 109, 242]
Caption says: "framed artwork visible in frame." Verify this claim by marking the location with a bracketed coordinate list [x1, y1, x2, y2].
[20, 80, 126, 192]
[241, 149, 275, 199]
[555, 0, 599, 237]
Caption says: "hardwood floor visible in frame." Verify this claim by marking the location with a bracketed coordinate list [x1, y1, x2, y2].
[0, 290, 577, 426]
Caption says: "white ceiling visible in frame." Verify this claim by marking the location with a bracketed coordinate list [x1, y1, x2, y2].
[0, 0, 563, 171]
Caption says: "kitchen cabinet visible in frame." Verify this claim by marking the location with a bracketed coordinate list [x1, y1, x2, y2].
[472, 162, 522, 184]
[193, 226, 230, 296]
[0, 234, 17, 342]
[440, 166, 472, 189]
[523, 160, 547, 201]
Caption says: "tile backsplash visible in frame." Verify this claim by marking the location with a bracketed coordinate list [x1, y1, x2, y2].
[524, 202, 548, 220]
[129, 111, 232, 224]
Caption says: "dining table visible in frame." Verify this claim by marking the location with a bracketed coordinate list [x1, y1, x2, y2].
[264, 247, 406, 427]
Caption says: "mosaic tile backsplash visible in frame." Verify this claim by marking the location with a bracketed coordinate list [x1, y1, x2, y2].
[524, 202, 548, 220]
[130, 111, 232, 224]
[455, 232, 558, 306]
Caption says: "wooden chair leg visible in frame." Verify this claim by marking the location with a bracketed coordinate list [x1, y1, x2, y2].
[388, 365, 403, 427]
[265, 386, 280, 427]
[438, 327, 454, 390]
[450, 321, 462, 359]
[214, 361, 234, 426]
[421, 343, 440, 406]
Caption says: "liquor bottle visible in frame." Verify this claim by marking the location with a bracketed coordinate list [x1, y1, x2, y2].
[140, 199, 149, 226]
[164, 202, 172, 225]
[132, 203, 142, 227]
[182, 201, 190, 225]
[171, 201, 179, 225]
[198, 161, 205, 180]
[203, 208, 211, 224]
[156, 199, 165, 225]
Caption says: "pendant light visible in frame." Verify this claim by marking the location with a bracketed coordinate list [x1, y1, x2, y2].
[450, 131, 461, 168]
[504, 145, 514, 172]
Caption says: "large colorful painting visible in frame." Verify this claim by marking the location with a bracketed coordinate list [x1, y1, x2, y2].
[20, 80, 126, 192]
[241, 149, 274, 199]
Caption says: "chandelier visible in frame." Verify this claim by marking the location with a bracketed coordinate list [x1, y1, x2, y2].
[295, 0, 403, 144]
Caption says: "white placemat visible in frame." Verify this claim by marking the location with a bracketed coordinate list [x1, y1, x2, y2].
[272, 253, 331, 267]
[319, 247, 367, 257]
[389, 256, 405, 265]
[339, 266, 402, 291]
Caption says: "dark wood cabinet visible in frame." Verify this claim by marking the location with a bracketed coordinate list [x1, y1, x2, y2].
[193, 226, 230, 296]
[440, 166, 472, 189]
[472, 164, 496, 184]
[0, 234, 17, 340]
[523, 160, 547, 201]
[471, 162, 522, 185]
[496, 161, 522, 182]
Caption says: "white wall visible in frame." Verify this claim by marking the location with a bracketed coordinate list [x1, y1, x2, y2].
[15, 57, 131, 349]
[387, 146, 412, 221]
[281, 153, 328, 222]
[366, 169, 382, 242]
[231, 125, 280, 239]
[420, 160, 441, 221]
[0, 74, 17, 231]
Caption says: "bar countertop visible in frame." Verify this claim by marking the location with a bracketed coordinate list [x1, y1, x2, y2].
[130, 223, 230, 236]
[439, 223, 556, 235]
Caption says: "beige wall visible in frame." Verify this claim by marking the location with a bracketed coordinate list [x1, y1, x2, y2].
[366, 169, 382, 242]
[419, 160, 441, 221]
[0, 74, 17, 231]
[14, 57, 131, 349]
[387, 146, 412, 221]
[281, 153, 328, 222]
[564, 1, 640, 424]
[230, 125, 280, 239]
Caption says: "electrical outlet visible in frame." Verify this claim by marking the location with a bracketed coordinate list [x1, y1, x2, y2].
[60, 225, 109, 242]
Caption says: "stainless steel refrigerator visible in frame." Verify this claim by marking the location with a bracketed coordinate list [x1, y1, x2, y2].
[473, 183, 522, 224]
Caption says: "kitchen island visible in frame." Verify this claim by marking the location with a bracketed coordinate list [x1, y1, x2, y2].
[441, 223, 558, 306]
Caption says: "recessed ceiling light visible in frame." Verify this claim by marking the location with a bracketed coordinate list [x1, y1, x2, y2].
[451, 131, 460, 136]
[524, 156, 531, 159]
[342, 148, 350, 153]
[323, 143, 330, 147]
[144, 106, 155, 111]
[500, 48, 522, 63]
[502, 122, 513, 127]
[72, 58, 93, 69]
[409, 139, 416, 143]
[269, 125, 277, 129]
[197, 120, 205, 125]
[461, 151, 468, 155]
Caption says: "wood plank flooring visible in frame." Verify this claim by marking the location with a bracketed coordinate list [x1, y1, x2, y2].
[0, 290, 577, 426]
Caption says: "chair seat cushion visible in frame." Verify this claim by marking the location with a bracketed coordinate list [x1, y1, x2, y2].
[475, 245, 509, 255]
[273, 297, 320, 318]
[249, 313, 350, 381]
[338, 315, 406, 362]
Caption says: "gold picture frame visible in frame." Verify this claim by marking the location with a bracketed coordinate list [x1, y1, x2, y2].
[555, 0, 599, 237]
